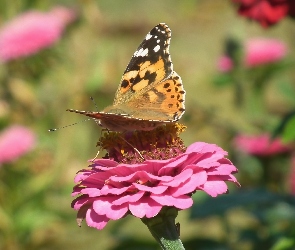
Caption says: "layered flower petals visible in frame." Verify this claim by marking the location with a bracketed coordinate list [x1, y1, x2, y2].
[85, 209, 109, 230]
[72, 142, 239, 230]
[129, 196, 163, 218]
[232, 0, 295, 27]
[151, 193, 193, 209]
[201, 177, 230, 197]
[93, 198, 128, 220]
[170, 170, 207, 196]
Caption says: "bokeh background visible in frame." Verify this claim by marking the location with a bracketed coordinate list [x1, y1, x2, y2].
[1, 0, 295, 249]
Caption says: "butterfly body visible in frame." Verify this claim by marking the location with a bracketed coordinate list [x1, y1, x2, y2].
[67, 23, 185, 132]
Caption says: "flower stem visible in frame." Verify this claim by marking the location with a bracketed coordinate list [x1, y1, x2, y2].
[141, 207, 185, 250]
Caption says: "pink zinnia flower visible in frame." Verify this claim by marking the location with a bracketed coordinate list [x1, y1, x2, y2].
[72, 141, 239, 230]
[233, 134, 291, 156]
[245, 38, 287, 67]
[0, 6, 76, 62]
[0, 125, 36, 165]
[217, 55, 234, 72]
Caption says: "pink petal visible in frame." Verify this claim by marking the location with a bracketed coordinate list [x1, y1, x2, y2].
[92, 196, 116, 215]
[207, 164, 238, 175]
[72, 185, 84, 196]
[85, 209, 109, 230]
[93, 198, 128, 220]
[186, 142, 209, 154]
[81, 187, 102, 197]
[110, 170, 172, 182]
[186, 142, 225, 155]
[129, 196, 162, 218]
[170, 170, 207, 196]
[72, 195, 96, 210]
[91, 158, 118, 168]
[133, 183, 168, 194]
[163, 168, 193, 187]
[200, 177, 229, 197]
[196, 156, 223, 168]
[81, 171, 117, 189]
[151, 192, 193, 209]
[113, 191, 145, 205]
[159, 154, 189, 175]
[74, 170, 94, 183]
[100, 185, 129, 195]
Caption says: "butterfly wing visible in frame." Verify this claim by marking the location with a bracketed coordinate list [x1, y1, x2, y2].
[67, 23, 185, 132]
[113, 23, 173, 105]
[122, 71, 185, 121]
[66, 109, 165, 132]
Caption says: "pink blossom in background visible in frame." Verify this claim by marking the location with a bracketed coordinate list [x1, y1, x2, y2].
[0, 125, 36, 165]
[245, 38, 287, 67]
[71, 142, 239, 230]
[0, 6, 76, 62]
[217, 55, 234, 72]
[233, 134, 291, 156]
[289, 154, 295, 195]
[232, 0, 295, 28]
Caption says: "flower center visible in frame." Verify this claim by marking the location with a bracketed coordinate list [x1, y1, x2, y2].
[98, 123, 187, 164]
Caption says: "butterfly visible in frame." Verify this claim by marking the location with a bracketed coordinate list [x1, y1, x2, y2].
[67, 23, 185, 132]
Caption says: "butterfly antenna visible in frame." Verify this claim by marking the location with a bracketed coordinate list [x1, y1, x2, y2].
[48, 118, 92, 132]
[90, 96, 99, 111]
[89, 96, 102, 127]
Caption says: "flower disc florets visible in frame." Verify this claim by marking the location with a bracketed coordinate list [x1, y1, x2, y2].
[98, 123, 187, 164]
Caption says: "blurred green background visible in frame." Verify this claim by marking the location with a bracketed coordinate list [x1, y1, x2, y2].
[1, 0, 295, 249]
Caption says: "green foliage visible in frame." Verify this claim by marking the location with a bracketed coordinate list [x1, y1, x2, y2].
[282, 115, 295, 143]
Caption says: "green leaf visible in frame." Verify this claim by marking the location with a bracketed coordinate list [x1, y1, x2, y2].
[282, 115, 295, 143]
[271, 237, 295, 250]
[277, 81, 295, 105]
[272, 110, 295, 140]
[212, 74, 233, 87]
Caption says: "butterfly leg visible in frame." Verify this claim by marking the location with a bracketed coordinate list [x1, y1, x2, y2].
[119, 135, 145, 161]
[90, 128, 110, 162]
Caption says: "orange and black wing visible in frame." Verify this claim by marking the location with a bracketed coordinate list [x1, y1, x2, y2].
[113, 23, 173, 105]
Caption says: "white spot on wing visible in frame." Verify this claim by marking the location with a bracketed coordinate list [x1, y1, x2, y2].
[134, 48, 149, 57]
[153, 45, 160, 52]
[145, 33, 152, 40]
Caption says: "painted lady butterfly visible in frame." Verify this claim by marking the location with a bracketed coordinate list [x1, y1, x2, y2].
[67, 23, 185, 132]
